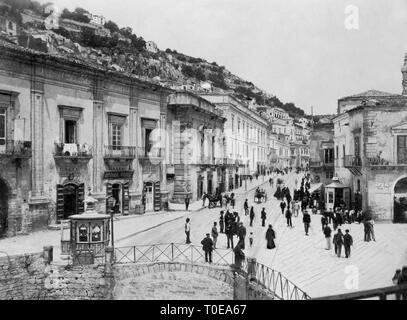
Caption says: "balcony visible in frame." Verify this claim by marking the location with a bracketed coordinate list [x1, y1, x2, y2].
[0, 140, 32, 159]
[366, 156, 407, 171]
[344, 155, 362, 176]
[54, 143, 92, 165]
[104, 145, 136, 160]
[137, 147, 165, 160]
[309, 160, 334, 168]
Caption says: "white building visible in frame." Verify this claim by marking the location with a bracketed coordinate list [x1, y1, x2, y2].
[146, 41, 159, 53]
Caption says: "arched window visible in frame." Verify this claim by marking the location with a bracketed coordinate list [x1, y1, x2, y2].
[91, 224, 102, 242]
[78, 224, 88, 242]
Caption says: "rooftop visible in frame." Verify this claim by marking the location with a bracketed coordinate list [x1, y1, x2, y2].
[339, 89, 402, 101]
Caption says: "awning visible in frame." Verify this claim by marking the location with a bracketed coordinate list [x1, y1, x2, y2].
[309, 183, 323, 194]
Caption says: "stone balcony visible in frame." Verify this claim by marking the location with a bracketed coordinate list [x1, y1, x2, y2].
[0, 140, 32, 159]
[53, 142, 92, 165]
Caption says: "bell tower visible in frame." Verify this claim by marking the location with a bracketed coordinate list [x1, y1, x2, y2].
[402, 53, 407, 95]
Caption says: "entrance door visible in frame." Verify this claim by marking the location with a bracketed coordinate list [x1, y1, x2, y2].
[0, 179, 8, 238]
[112, 184, 122, 214]
[56, 183, 84, 221]
[197, 177, 203, 200]
[144, 182, 154, 212]
[394, 178, 407, 223]
[207, 179, 213, 195]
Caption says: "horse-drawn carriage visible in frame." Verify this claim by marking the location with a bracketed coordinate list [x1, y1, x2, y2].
[203, 193, 222, 208]
[254, 189, 267, 203]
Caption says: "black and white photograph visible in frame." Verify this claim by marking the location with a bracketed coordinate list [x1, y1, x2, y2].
[0, 0, 407, 304]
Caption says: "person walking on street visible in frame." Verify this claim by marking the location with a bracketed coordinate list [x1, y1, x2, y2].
[343, 229, 353, 258]
[285, 208, 293, 228]
[237, 222, 247, 250]
[211, 222, 219, 249]
[233, 242, 245, 268]
[201, 233, 213, 263]
[244, 199, 249, 216]
[321, 214, 327, 232]
[249, 232, 254, 247]
[225, 222, 234, 249]
[219, 211, 224, 233]
[333, 229, 344, 258]
[265, 224, 276, 249]
[368, 219, 376, 241]
[185, 218, 191, 244]
[363, 219, 371, 242]
[249, 207, 255, 227]
[323, 224, 332, 250]
[261, 208, 267, 227]
[293, 201, 300, 217]
[303, 210, 311, 236]
[185, 195, 190, 211]
[280, 201, 286, 215]
[202, 192, 207, 207]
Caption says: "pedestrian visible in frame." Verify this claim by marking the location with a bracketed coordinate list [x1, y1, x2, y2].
[211, 222, 219, 249]
[202, 192, 207, 207]
[185, 218, 191, 244]
[368, 219, 376, 241]
[333, 228, 344, 258]
[333, 214, 338, 231]
[392, 269, 403, 300]
[303, 210, 311, 236]
[230, 193, 235, 209]
[321, 214, 327, 231]
[244, 199, 249, 216]
[249, 206, 255, 227]
[201, 233, 213, 263]
[261, 208, 267, 227]
[237, 222, 247, 250]
[265, 224, 276, 249]
[327, 209, 333, 224]
[225, 222, 234, 249]
[285, 208, 293, 227]
[363, 219, 371, 242]
[185, 194, 190, 211]
[219, 211, 224, 233]
[323, 224, 332, 250]
[280, 201, 286, 215]
[343, 229, 353, 258]
[233, 242, 245, 268]
[249, 232, 254, 247]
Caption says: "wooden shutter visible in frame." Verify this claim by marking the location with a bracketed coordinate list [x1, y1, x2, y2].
[122, 183, 130, 214]
[106, 183, 113, 212]
[154, 181, 161, 211]
[77, 184, 85, 214]
[56, 184, 65, 222]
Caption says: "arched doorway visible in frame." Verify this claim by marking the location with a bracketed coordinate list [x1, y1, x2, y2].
[0, 179, 9, 238]
[394, 177, 407, 223]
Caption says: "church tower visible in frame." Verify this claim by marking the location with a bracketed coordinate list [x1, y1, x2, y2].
[402, 53, 407, 95]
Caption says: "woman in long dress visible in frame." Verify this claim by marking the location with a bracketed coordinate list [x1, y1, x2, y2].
[265, 224, 276, 249]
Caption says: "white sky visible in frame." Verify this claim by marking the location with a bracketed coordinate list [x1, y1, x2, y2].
[46, 0, 407, 115]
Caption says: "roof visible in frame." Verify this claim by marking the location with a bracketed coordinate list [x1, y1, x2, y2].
[339, 90, 402, 101]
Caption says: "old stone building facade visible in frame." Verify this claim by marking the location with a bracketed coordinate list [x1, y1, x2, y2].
[0, 41, 171, 236]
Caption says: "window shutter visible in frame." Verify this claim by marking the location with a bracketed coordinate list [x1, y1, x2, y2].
[154, 181, 161, 211]
[56, 184, 65, 222]
[106, 183, 112, 197]
[77, 184, 85, 214]
[123, 183, 130, 214]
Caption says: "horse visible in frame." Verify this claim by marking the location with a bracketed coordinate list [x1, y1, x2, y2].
[203, 193, 222, 208]
[254, 189, 266, 203]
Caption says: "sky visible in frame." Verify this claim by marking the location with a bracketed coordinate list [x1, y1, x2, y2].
[45, 0, 407, 115]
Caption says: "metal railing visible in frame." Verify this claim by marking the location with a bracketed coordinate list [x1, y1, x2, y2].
[137, 147, 164, 159]
[344, 155, 361, 167]
[104, 145, 136, 159]
[54, 142, 92, 157]
[313, 283, 407, 300]
[0, 140, 32, 158]
[114, 243, 234, 266]
[242, 260, 311, 300]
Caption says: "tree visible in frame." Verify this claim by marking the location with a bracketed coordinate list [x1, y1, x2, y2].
[104, 20, 119, 33]
[61, 7, 91, 23]
[119, 27, 133, 38]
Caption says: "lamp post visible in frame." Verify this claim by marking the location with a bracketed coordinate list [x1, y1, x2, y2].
[107, 196, 116, 248]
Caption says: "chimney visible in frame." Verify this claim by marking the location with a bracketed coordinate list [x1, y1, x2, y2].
[402, 52, 407, 95]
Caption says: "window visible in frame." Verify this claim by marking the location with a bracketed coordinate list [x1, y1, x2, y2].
[397, 136, 407, 164]
[91, 225, 102, 242]
[328, 192, 334, 204]
[0, 108, 5, 146]
[326, 171, 334, 179]
[64, 120, 77, 144]
[8, 21, 13, 30]
[78, 224, 88, 242]
[357, 179, 361, 192]
[112, 124, 122, 150]
[336, 146, 339, 159]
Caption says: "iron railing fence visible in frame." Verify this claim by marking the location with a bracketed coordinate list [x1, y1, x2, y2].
[114, 243, 234, 266]
[241, 260, 311, 300]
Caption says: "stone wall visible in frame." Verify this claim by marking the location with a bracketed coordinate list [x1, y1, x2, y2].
[0, 252, 112, 300]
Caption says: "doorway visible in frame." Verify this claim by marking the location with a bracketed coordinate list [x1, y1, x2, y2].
[0, 179, 8, 238]
[394, 177, 407, 223]
[144, 182, 154, 212]
[197, 176, 204, 200]
[112, 183, 122, 214]
[63, 184, 78, 219]
[56, 183, 85, 222]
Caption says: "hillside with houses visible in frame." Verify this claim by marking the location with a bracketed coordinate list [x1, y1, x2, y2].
[0, 0, 307, 118]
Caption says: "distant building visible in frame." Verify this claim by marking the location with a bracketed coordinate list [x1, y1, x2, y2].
[0, 16, 18, 37]
[146, 41, 158, 53]
[85, 13, 106, 26]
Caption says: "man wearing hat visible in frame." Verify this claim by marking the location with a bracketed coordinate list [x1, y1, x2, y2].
[201, 233, 214, 263]
[237, 222, 247, 250]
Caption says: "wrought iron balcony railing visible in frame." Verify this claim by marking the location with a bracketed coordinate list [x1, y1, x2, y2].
[137, 147, 164, 159]
[54, 143, 92, 158]
[0, 140, 32, 158]
[344, 155, 362, 167]
[104, 145, 136, 159]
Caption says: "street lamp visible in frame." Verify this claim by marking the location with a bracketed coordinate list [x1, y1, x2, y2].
[106, 196, 116, 248]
